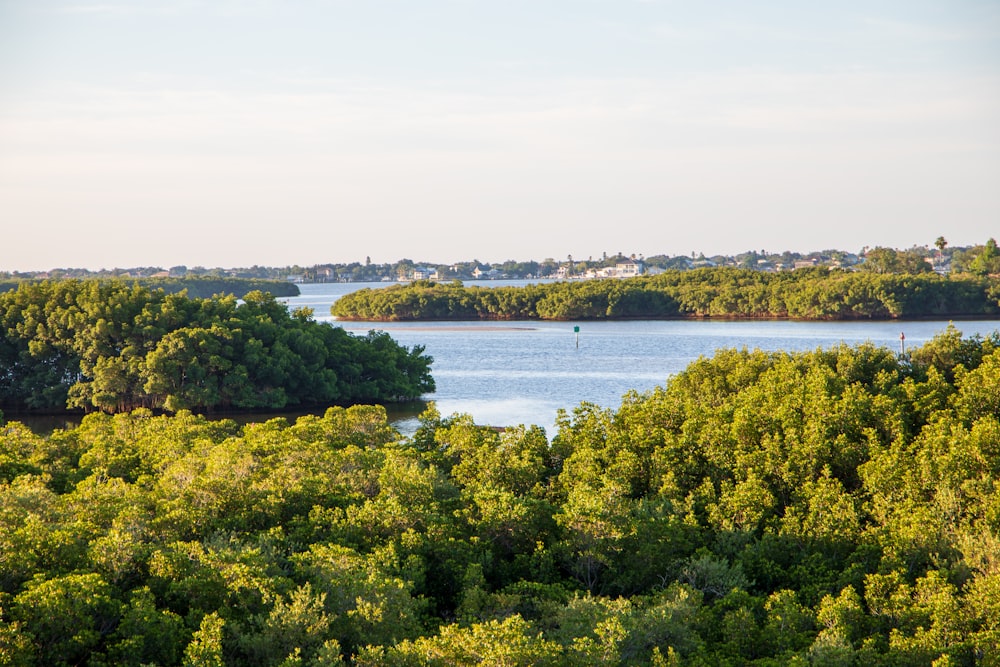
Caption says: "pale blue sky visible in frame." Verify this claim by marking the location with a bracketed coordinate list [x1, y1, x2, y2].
[1, 0, 998, 270]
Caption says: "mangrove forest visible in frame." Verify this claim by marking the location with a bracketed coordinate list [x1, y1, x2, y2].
[0, 328, 999, 664]
[0, 280, 433, 414]
[330, 269, 1000, 321]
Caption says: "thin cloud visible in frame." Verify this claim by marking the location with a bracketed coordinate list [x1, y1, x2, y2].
[51, 1, 270, 16]
[53, 4, 120, 13]
[858, 16, 997, 43]
[52, 2, 183, 14]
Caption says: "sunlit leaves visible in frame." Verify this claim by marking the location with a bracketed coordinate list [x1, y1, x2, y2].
[1, 328, 999, 664]
[10, 572, 120, 667]
[357, 615, 564, 667]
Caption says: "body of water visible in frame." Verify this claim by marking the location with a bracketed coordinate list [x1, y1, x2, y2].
[286, 282, 1000, 437]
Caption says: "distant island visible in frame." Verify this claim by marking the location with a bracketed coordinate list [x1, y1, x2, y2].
[331, 268, 1000, 322]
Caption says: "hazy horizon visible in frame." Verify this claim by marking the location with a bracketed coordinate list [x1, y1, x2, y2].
[0, 241, 977, 275]
[2, 1, 999, 272]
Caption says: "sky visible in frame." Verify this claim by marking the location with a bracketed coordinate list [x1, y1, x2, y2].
[1, 1, 999, 271]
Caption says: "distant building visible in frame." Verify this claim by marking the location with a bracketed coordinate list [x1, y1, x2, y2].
[585, 259, 645, 279]
[615, 259, 643, 277]
[471, 266, 500, 279]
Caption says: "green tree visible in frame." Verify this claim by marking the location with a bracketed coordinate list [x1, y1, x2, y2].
[969, 238, 1000, 275]
[102, 587, 186, 667]
[861, 247, 932, 274]
[357, 615, 564, 667]
[10, 573, 121, 667]
[183, 611, 225, 667]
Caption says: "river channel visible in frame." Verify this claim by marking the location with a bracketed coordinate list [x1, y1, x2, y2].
[285, 281, 1000, 437]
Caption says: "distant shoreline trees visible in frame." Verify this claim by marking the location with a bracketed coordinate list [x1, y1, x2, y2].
[0, 280, 433, 414]
[331, 268, 1000, 321]
[5, 238, 999, 284]
[0, 276, 300, 300]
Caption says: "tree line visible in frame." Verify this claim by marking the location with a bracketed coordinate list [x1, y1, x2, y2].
[0, 277, 300, 300]
[331, 268, 1000, 321]
[0, 280, 433, 414]
[9, 237, 998, 284]
[1, 326, 999, 665]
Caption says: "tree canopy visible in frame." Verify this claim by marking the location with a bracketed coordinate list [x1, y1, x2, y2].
[331, 269, 1000, 321]
[0, 276, 300, 299]
[1, 327, 999, 664]
[0, 280, 433, 413]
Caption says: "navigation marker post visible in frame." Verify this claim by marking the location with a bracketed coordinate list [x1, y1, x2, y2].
[574, 325, 580, 349]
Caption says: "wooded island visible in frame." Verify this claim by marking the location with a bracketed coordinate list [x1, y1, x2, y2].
[331, 268, 1000, 321]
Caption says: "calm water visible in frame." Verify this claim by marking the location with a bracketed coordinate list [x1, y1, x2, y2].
[285, 282, 1000, 437]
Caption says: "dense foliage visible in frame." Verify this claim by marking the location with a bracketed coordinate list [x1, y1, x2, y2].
[141, 277, 300, 299]
[331, 269, 1000, 321]
[0, 277, 300, 300]
[0, 280, 433, 413]
[1, 327, 999, 665]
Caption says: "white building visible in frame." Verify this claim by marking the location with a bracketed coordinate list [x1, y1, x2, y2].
[615, 260, 643, 277]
